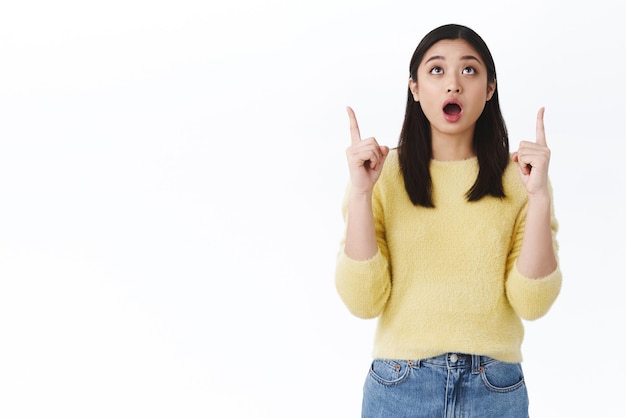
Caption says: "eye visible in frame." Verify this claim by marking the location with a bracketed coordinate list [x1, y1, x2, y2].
[429, 66, 443, 75]
[462, 66, 476, 75]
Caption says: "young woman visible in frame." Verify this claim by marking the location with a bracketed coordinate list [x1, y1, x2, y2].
[335, 24, 562, 417]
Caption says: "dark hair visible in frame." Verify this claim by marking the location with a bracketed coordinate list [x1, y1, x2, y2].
[398, 24, 509, 207]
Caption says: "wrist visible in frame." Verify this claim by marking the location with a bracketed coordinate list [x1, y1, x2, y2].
[349, 189, 373, 201]
[527, 191, 551, 206]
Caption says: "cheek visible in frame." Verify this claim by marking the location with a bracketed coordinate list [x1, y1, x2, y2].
[415, 83, 438, 102]
[420, 101, 442, 121]
[467, 84, 491, 102]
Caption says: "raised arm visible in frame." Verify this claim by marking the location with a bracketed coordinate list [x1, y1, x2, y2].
[343, 106, 389, 260]
[512, 107, 558, 278]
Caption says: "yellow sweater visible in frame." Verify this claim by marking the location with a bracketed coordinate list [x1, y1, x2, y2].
[335, 150, 562, 363]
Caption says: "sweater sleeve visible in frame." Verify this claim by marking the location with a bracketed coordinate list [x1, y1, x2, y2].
[334, 184, 391, 319]
[505, 182, 562, 320]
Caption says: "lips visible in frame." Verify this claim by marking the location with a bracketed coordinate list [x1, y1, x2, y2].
[442, 99, 462, 122]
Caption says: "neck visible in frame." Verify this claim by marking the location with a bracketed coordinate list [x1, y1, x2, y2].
[431, 131, 475, 161]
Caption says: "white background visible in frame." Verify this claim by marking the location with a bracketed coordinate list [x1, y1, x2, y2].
[0, 0, 623, 417]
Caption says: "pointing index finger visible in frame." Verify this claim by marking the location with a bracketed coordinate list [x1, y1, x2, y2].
[535, 106, 547, 146]
[347, 106, 362, 145]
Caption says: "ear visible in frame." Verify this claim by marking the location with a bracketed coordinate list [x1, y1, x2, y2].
[409, 78, 419, 102]
[486, 80, 496, 101]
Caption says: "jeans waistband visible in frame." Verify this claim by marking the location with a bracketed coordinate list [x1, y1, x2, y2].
[413, 353, 495, 374]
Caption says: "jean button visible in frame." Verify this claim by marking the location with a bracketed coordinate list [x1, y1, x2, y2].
[450, 354, 458, 363]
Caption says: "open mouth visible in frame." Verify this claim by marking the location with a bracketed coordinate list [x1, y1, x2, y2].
[443, 103, 462, 115]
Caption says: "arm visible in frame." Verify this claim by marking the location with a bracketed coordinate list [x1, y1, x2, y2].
[507, 108, 562, 319]
[512, 107, 557, 278]
[505, 193, 562, 320]
[516, 192, 557, 278]
[342, 106, 389, 260]
[335, 107, 391, 318]
[344, 190, 378, 260]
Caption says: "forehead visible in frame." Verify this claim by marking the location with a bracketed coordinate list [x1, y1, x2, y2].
[420, 39, 482, 64]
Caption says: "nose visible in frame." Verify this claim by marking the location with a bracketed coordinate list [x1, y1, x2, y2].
[446, 75, 461, 94]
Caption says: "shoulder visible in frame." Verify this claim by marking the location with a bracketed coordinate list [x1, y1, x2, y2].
[377, 148, 401, 184]
[372, 148, 404, 199]
[384, 147, 400, 170]
[503, 155, 526, 199]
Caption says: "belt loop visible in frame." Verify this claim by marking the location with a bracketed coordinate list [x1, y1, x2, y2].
[471, 355, 482, 374]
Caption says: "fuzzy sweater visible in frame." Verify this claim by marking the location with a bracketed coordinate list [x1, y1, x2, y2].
[335, 150, 562, 363]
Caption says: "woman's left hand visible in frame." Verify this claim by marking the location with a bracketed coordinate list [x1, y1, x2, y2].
[512, 107, 551, 196]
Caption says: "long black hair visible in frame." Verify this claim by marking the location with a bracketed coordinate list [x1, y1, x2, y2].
[398, 24, 509, 207]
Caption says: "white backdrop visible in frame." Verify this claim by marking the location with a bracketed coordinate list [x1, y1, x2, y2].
[0, 1, 623, 417]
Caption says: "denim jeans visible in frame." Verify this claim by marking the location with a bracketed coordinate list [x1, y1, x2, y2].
[362, 353, 529, 418]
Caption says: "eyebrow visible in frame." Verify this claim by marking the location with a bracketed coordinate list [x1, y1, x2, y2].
[424, 55, 482, 65]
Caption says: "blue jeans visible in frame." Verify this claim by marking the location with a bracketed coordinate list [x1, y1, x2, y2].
[362, 353, 529, 417]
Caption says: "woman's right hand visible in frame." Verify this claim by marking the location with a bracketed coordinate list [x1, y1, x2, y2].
[345, 106, 389, 195]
